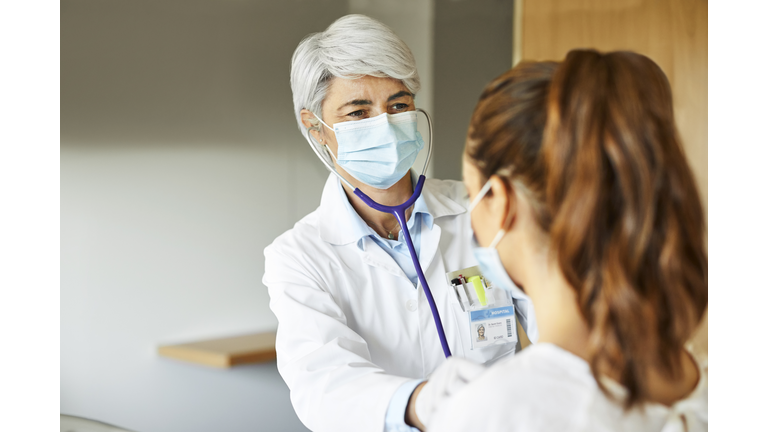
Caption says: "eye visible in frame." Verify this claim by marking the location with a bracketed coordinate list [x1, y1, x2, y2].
[391, 103, 409, 111]
[347, 109, 366, 118]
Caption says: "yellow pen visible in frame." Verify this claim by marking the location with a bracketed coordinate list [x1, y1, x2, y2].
[467, 275, 487, 306]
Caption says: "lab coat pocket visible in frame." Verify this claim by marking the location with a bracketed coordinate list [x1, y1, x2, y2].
[449, 301, 517, 364]
[446, 266, 515, 362]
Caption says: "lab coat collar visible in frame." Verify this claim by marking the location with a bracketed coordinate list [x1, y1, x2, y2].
[317, 171, 466, 246]
[419, 173, 467, 221]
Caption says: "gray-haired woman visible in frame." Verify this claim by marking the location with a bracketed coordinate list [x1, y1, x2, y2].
[263, 14, 535, 432]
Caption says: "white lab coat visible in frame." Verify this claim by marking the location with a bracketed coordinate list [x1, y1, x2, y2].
[263, 174, 525, 432]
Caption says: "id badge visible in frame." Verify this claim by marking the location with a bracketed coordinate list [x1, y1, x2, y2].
[469, 305, 517, 350]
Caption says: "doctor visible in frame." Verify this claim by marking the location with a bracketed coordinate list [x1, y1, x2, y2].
[263, 14, 535, 432]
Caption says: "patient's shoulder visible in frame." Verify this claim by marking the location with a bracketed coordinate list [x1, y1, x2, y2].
[430, 344, 595, 432]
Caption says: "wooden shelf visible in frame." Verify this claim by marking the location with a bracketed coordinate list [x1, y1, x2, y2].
[158, 331, 277, 368]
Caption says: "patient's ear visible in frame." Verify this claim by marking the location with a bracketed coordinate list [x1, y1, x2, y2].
[489, 175, 517, 232]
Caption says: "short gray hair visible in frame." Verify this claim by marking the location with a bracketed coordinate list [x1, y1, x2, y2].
[290, 14, 421, 140]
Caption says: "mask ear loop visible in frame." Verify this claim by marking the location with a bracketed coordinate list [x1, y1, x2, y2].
[310, 113, 340, 163]
[468, 179, 493, 213]
[312, 113, 333, 132]
[467, 176, 510, 250]
[489, 229, 506, 249]
[302, 114, 354, 189]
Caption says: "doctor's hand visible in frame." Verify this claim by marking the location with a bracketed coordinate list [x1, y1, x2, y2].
[406, 357, 486, 431]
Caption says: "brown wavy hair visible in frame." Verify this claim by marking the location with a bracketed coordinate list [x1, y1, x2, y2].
[466, 50, 708, 407]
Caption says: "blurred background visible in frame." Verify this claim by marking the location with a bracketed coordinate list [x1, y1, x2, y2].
[60, 1, 707, 431]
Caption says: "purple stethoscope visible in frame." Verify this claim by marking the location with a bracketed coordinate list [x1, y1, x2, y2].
[305, 108, 452, 358]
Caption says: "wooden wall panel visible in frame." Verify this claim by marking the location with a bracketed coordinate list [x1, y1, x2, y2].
[518, 0, 708, 355]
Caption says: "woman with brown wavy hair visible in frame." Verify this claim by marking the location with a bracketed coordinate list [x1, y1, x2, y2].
[424, 50, 708, 431]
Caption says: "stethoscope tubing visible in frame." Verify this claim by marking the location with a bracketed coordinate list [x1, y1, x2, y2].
[354, 175, 452, 358]
[304, 109, 452, 358]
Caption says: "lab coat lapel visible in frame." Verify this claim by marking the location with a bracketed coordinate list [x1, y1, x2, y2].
[418, 222, 441, 275]
[418, 179, 466, 274]
[318, 174, 365, 246]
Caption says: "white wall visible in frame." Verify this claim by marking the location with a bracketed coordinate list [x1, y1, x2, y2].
[61, 1, 434, 431]
[61, 145, 323, 432]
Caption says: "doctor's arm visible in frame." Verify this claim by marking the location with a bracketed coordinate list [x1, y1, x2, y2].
[264, 245, 418, 432]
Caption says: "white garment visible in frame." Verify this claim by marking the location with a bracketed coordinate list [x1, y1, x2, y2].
[263, 174, 528, 432]
[429, 343, 708, 432]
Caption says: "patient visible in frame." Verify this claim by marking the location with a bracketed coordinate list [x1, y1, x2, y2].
[425, 50, 708, 431]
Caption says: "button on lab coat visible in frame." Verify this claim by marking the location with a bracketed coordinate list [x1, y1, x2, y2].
[263, 174, 528, 432]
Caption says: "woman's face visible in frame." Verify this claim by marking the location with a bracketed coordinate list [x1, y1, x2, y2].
[315, 75, 415, 158]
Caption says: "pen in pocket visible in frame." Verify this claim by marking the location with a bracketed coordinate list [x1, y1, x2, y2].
[451, 278, 470, 308]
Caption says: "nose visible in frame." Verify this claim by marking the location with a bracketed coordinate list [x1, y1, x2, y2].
[370, 102, 389, 117]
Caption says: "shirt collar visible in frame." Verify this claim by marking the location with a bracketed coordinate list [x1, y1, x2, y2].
[317, 171, 466, 246]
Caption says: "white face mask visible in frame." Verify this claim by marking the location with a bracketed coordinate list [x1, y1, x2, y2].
[314, 111, 425, 189]
[467, 178, 538, 342]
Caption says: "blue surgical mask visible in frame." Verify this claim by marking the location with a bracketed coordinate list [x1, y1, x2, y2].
[315, 111, 424, 190]
[468, 179, 539, 342]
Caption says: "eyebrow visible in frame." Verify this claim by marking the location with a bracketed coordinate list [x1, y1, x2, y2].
[337, 99, 372, 111]
[387, 90, 413, 101]
[336, 91, 414, 112]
